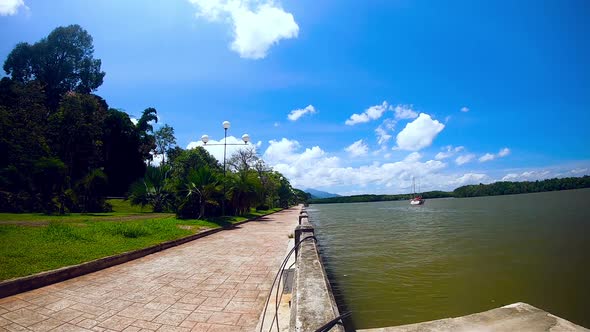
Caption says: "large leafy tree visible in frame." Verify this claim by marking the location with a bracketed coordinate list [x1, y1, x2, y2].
[0, 79, 53, 211]
[47, 92, 106, 183]
[154, 124, 176, 164]
[170, 147, 221, 182]
[102, 109, 146, 196]
[254, 160, 275, 209]
[3, 24, 105, 110]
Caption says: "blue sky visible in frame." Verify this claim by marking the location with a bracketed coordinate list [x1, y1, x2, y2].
[1, 0, 589, 194]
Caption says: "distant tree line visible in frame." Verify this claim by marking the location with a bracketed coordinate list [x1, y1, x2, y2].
[0, 24, 305, 215]
[309, 176, 590, 204]
[452, 175, 590, 197]
[309, 191, 452, 204]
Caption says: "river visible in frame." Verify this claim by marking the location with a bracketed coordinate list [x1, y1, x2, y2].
[308, 188, 590, 329]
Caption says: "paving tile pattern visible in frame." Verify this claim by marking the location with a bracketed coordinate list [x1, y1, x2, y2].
[0, 208, 299, 332]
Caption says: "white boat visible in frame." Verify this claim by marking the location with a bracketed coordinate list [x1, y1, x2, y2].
[410, 197, 425, 205]
[410, 178, 425, 205]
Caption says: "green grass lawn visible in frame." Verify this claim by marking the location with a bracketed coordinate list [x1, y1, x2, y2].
[0, 199, 282, 281]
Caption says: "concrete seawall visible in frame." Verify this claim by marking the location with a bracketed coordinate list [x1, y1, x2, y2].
[289, 208, 344, 332]
[360, 302, 589, 332]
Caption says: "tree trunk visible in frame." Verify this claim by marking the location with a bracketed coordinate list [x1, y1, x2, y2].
[198, 197, 205, 219]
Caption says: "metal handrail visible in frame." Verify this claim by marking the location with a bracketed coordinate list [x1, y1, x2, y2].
[314, 312, 352, 332]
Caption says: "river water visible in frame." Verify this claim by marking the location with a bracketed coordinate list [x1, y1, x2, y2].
[308, 188, 590, 329]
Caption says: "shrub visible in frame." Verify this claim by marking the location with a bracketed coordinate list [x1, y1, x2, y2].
[256, 204, 270, 211]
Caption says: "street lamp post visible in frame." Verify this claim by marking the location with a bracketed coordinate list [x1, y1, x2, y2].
[201, 121, 250, 216]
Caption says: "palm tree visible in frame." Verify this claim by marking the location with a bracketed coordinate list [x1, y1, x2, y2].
[182, 167, 221, 219]
[227, 170, 261, 215]
[136, 107, 158, 164]
[129, 165, 172, 212]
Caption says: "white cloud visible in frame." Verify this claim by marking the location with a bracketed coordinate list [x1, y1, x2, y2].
[345, 139, 369, 157]
[498, 147, 510, 157]
[186, 135, 255, 162]
[263, 138, 449, 190]
[455, 154, 475, 166]
[188, 0, 299, 59]
[0, 0, 26, 15]
[345, 101, 389, 125]
[375, 126, 391, 145]
[261, 139, 589, 194]
[150, 153, 164, 167]
[479, 147, 510, 162]
[478, 153, 495, 162]
[287, 105, 316, 121]
[259, 137, 548, 195]
[452, 173, 489, 185]
[500, 166, 589, 182]
[570, 168, 588, 175]
[395, 113, 445, 151]
[502, 170, 551, 182]
[393, 105, 418, 120]
[130, 117, 138, 126]
[375, 118, 395, 145]
[273, 122, 280, 127]
[435, 145, 464, 160]
[404, 152, 422, 163]
[460, 106, 470, 113]
[434, 152, 449, 160]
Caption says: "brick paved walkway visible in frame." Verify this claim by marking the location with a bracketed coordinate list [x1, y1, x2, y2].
[0, 208, 300, 332]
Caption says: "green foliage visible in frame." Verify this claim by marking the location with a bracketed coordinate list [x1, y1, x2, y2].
[453, 176, 590, 197]
[0, 24, 303, 217]
[137, 107, 158, 163]
[3, 24, 105, 110]
[32, 157, 66, 213]
[0, 25, 165, 213]
[0, 79, 52, 212]
[102, 109, 146, 196]
[170, 147, 221, 181]
[106, 198, 151, 213]
[128, 166, 174, 213]
[227, 170, 261, 215]
[179, 167, 221, 219]
[48, 93, 107, 182]
[155, 124, 176, 164]
[73, 169, 109, 212]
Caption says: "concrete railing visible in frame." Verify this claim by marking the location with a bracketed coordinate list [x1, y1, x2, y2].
[290, 210, 344, 332]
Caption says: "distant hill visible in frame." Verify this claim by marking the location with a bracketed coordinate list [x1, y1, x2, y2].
[304, 188, 341, 199]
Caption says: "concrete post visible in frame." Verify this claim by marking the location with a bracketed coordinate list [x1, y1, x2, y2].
[294, 224, 314, 259]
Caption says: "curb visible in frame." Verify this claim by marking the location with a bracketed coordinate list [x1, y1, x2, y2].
[0, 210, 283, 299]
